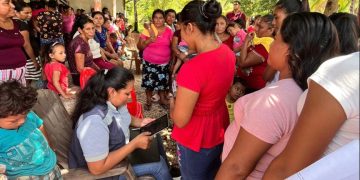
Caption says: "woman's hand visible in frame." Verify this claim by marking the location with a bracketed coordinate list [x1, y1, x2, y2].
[140, 118, 156, 127]
[245, 32, 255, 44]
[132, 132, 153, 150]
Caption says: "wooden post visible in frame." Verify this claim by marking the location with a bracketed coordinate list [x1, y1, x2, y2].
[93, 0, 102, 11]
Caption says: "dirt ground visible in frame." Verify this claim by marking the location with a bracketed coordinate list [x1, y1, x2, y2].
[123, 60, 180, 176]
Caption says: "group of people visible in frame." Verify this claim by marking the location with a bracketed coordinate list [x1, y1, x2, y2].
[0, 0, 359, 179]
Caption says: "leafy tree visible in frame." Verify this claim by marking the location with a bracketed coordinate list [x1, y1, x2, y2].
[125, 0, 358, 32]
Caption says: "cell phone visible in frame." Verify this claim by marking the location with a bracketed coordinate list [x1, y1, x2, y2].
[140, 114, 169, 135]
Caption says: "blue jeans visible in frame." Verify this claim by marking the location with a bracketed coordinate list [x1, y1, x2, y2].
[177, 143, 223, 180]
[119, 156, 171, 180]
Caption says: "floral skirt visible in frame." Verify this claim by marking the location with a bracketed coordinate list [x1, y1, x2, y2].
[141, 60, 169, 91]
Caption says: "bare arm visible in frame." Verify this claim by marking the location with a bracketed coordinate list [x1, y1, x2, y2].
[87, 132, 152, 175]
[237, 34, 264, 68]
[238, 42, 264, 68]
[171, 36, 180, 56]
[74, 53, 85, 72]
[39, 125, 54, 150]
[172, 58, 182, 78]
[52, 71, 71, 99]
[105, 33, 116, 54]
[169, 86, 199, 128]
[138, 37, 155, 51]
[20, 30, 40, 70]
[263, 80, 347, 179]
[215, 128, 272, 180]
[33, 19, 40, 33]
[100, 48, 109, 61]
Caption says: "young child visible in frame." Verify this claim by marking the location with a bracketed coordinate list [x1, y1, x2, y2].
[109, 32, 123, 56]
[0, 80, 61, 179]
[171, 40, 197, 97]
[226, 77, 246, 123]
[44, 42, 74, 99]
[227, 19, 247, 56]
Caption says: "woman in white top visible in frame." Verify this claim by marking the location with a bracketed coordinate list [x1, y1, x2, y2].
[264, 52, 359, 179]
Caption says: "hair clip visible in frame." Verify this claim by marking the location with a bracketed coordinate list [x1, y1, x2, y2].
[104, 69, 109, 75]
[199, 1, 209, 19]
[51, 41, 60, 47]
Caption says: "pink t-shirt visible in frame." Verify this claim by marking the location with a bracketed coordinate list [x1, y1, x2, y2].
[62, 14, 75, 34]
[222, 79, 303, 179]
[44, 62, 69, 94]
[233, 29, 247, 49]
[172, 44, 236, 152]
[140, 27, 173, 64]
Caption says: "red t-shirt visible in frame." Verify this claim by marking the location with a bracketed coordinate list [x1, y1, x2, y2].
[172, 44, 236, 152]
[237, 44, 268, 90]
[226, 11, 246, 24]
[222, 35, 234, 50]
[44, 62, 69, 94]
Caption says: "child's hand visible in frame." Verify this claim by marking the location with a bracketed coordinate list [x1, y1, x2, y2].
[33, 60, 41, 71]
[245, 32, 255, 43]
[133, 132, 152, 150]
[61, 93, 74, 99]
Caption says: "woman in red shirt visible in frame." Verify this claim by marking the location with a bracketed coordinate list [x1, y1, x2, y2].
[237, 14, 275, 93]
[169, 0, 236, 179]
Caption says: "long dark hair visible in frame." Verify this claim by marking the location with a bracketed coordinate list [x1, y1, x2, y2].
[281, 12, 339, 90]
[71, 14, 94, 37]
[179, 0, 222, 35]
[329, 13, 360, 55]
[274, 0, 309, 14]
[14, 1, 30, 12]
[72, 67, 134, 127]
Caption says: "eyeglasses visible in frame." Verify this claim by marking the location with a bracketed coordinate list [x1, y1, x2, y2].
[233, 3, 239, 5]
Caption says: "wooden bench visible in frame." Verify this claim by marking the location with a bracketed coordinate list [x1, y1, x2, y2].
[32, 89, 137, 180]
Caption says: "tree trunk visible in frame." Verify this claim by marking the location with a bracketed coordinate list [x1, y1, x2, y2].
[349, 0, 355, 14]
[134, 0, 138, 32]
[324, 0, 338, 16]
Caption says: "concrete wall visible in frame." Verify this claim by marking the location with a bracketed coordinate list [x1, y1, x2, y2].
[68, 0, 124, 15]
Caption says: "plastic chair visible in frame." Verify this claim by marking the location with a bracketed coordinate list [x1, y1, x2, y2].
[127, 88, 144, 119]
[79, 67, 97, 89]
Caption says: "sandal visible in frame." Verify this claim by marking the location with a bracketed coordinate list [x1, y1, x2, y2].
[144, 102, 152, 111]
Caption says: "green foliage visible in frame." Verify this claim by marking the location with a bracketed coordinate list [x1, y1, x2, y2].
[125, 0, 358, 32]
[309, 0, 359, 14]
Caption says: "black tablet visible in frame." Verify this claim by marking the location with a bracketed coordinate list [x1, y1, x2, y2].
[140, 114, 169, 135]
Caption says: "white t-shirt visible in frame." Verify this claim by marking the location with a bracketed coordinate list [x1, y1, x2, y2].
[297, 52, 359, 155]
[73, 31, 102, 58]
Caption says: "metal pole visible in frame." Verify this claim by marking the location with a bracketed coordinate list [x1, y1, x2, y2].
[134, 0, 138, 32]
